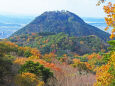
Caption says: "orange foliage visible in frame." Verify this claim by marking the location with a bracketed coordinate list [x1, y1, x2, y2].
[31, 33, 37, 36]
[88, 53, 102, 60]
[63, 54, 67, 57]
[14, 58, 61, 71]
[3, 41, 18, 48]
[30, 48, 42, 58]
[103, 2, 115, 39]
[43, 52, 56, 59]
[45, 39, 49, 43]
[84, 62, 92, 70]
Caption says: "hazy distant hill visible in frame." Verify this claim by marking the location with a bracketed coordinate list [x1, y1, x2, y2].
[0, 15, 34, 24]
[83, 17, 105, 23]
[83, 17, 110, 32]
[0, 15, 34, 39]
[12, 11, 110, 41]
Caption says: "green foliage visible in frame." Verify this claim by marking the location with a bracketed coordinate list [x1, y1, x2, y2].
[108, 40, 115, 51]
[102, 40, 115, 64]
[77, 63, 91, 74]
[110, 79, 115, 86]
[19, 61, 53, 82]
[38, 32, 56, 36]
[17, 49, 24, 56]
[108, 64, 115, 76]
[0, 56, 12, 84]
[24, 50, 32, 57]
[102, 53, 111, 64]
[74, 57, 88, 62]
[95, 61, 105, 66]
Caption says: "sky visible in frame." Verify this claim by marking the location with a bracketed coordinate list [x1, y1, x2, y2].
[0, 0, 114, 17]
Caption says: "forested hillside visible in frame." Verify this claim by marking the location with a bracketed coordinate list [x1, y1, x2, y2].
[9, 32, 108, 55]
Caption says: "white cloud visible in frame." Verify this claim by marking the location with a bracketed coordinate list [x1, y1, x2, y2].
[0, 0, 113, 17]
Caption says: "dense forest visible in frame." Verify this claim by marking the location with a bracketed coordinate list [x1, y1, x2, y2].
[0, 0, 115, 86]
[9, 32, 108, 55]
[0, 36, 115, 86]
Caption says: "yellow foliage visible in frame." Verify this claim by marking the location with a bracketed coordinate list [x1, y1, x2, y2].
[80, 41, 84, 44]
[94, 64, 113, 86]
[15, 72, 44, 86]
[94, 51, 115, 86]
[110, 52, 115, 66]
[43, 53, 56, 59]
[103, 2, 115, 39]
[73, 59, 80, 64]
[14, 58, 28, 65]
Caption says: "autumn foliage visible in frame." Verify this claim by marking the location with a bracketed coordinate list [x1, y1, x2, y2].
[15, 72, 44, 86]
[0, 1, 115, 86]
[93, 1, 115, 86]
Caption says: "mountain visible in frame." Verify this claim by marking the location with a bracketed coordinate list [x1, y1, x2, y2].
[11, 11, 110, 41]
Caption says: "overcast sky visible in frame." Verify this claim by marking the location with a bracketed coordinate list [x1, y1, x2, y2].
[0, 0, 114, 17]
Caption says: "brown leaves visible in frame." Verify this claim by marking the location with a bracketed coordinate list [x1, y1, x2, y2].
[96, 0, 105, 6]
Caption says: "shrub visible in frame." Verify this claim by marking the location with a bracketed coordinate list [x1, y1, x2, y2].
[19, 61, 53, 82]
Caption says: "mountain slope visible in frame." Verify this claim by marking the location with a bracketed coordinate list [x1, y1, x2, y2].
[11, 11, 110, 41]
[9, 32, 108, 55]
